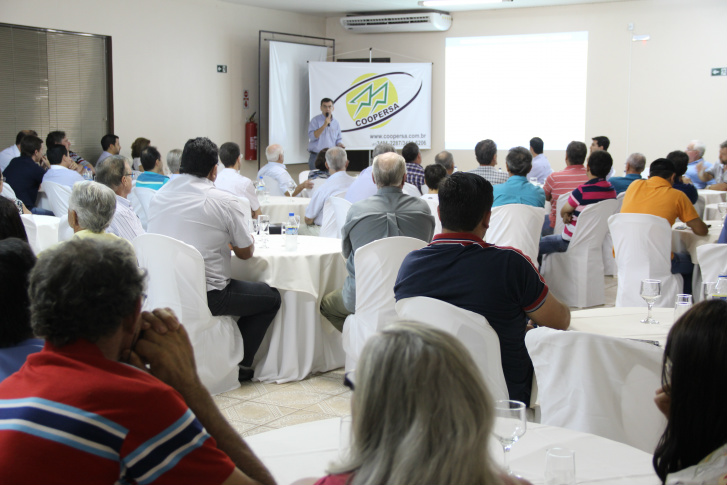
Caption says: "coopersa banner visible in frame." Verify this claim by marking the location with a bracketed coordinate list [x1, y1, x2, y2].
[308, 62, 432, 150]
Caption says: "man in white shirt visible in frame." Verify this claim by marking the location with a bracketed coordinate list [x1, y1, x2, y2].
[345, 143, 396, 204]
[214, 142, 261, 220]
[148, 138, 280, 378]
[0, 130, 37, 172]
[257, 144, 312, 196]
[95, 155, 145, 242]
[42, 145, 85, 188]
[528, 137, 553, 184]
[302, 147, 355, 236]
[97, 134, 120, 166]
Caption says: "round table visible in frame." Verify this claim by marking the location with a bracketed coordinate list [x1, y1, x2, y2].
[671, 221, 721, 264]
[569, 307, 674, 346]
[260, 196, 311, 223]
[245, 418, 660, 485]
[704, 203, 727, 221]
[231, 236, 346, 382]
[697, 189, 727, 208]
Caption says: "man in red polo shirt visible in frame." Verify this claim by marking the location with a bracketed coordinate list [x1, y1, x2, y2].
[542, 141, 589, 236]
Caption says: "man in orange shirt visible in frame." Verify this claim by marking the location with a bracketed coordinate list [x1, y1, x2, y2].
[621, 158, 708, 294]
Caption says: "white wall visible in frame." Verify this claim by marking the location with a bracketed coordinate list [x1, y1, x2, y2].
[326, 0, 727, 173]
[1, 0, 326, 180]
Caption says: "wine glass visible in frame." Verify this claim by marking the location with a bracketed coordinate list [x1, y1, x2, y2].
[287, 180, 297, 199]
[257, 214, 270, 248]
[718, 202, 727, 226]
[493, 400, 527, 476]
[640, 279, 662, 324]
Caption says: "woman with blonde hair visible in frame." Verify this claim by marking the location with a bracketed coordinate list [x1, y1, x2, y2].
[315, 321, 530, 485]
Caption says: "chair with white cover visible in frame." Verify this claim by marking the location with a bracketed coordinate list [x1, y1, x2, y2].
[696, 244, 727, 301]
[395, 296, 508, 401]
[525, 327, 666, 453]
[553, 194, 569, 237]
[402, 182, 420, 197]
[263, 175, 285, 196]
[130, 186, 156, 230]
[422, 198, 441, 237]
[1, 182, 17, 200]
[301, 177, 327, 198]
[320, 196, 352, 239]
[601, 193, 627, 276]
[488, 204, 543, 264]
[41, 181, 72, 218]
[342, 236, 428, 372]
[21, 214, 60, 253]
[298, 170, 310, 183]
[132, 233, 243, 395]
[541, 199, 618, 308]
[608, 213, 683, 307]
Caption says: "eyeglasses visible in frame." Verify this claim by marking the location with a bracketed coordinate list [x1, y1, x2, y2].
[124, 172, 133, 178]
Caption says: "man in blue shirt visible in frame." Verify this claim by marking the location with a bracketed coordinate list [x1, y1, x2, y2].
[492, 147, 545, 208]
[135, 146, 169, 190]
[685, 140, 714, 189]
[667, 150, 698, 204]
[609, 152, 645, 195]
[307, 98, 344, 170]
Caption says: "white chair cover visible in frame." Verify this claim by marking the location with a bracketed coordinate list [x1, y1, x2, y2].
[608, 213, 683, 308]
[525, 327, 666, 453]
[320, 196, 352, 239]
[541, 199, 618, 308]
[489, 204, 543, 264]
[301, 177, 328, 198]
[553, 194, 569, 237]
[263, 175, 285, 196]
[402, 182, 420, 197]
[298, 170, 310, 183]
[58, 217, 74, 242]
[420, 185, 429, 195]
[422, 198, 441, 237]
[602, 194, 626, 276]
[41, 181, 72, 218]
[395, 297, 508, 401]
[21, 214, 60, 254]
[130, 186, 156, 230]
[696, 244, 727, 301]
[342, 236, 427, 372]
[132, 233, 243, 395]
[1, 182, 17, 200]
[694, 196, 705, 219]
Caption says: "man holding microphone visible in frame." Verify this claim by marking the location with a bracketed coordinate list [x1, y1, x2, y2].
[307, 98, 345, 170]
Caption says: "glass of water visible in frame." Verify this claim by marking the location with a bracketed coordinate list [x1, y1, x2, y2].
[640, 279, 662, 324]
[257, 214, 270, 248]
[673, 294, 693, 321]
[493, 400, 527, 476]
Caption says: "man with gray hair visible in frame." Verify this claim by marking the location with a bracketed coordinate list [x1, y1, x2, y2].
[320, 152, 435, 330]
[695, 140, 727, 191]
[257, 144, 312, 196]
[345, 142, 396, 204]
[302, 147, 355, 235]
[434, 150, 455, 175]
[167, 148, 182, 178]
[492, 147, 545, 208]
[68, 181, 127, 244]
[684, 140, 714, 189]
[96, 155, 146, 242]
[608, 152, 646, 194]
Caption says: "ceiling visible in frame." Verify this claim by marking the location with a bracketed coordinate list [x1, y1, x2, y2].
[220, 0, 631, 16]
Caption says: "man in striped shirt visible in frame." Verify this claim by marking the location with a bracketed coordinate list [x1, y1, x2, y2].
[96, 155, 146, 242]
[403, 142, 426, 194]
[539, 150, 617, 256]
[542, 141, 589, 235]
[0, 238, 274, 485]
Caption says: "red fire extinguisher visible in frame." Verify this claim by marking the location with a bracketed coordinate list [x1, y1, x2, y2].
[245, 112, 257, 161]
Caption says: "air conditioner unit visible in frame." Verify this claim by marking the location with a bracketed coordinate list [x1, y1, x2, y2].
[340, 12, 453, 34]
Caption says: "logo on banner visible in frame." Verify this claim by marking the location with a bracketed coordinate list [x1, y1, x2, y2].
[334, 72, 422, 132]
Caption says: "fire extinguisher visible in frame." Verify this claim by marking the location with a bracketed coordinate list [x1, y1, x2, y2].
[245, 112, 257, 161]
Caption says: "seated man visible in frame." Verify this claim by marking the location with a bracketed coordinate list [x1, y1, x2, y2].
[95, 155, 145, 242]
[214, 142, 261, 220]
[148, 137, 281, 378]
[402, 142, 425, 194]
[135, 146, 170, 190]
[394, 172, 570, 404]
[167, 148, 182, 178]
[302, 147, 355, 236]
[97, 133, 120, 166]
[666, 150, 698, 204]
[320, 152, 435, 330]
[542, 141, 589, 236]
[539, 150, 616, 257]
[345, 143, 396, 204]
[422, 164, 447, 201]
[0, 238, 42, 382]
[469, 139, 508, 186]
[695, 140, 727, 191]
[45, 130, 93, 175]
[0, 130, 37, 172]
[3, 134, 51, 213]
[42, 144, 84, 188]
[684, 140, 714, 189]
[68, 181, 127, 245]
[609, 152, 646, 195]
[527, 137, 552, 184]
[307, 148, 330, 180]
[434, 150, 455, 175]
[257, 144, 312, 197]
[621, 158, 708, 294]
[0, 238, 274, 485]
[492, 146, 545, 208]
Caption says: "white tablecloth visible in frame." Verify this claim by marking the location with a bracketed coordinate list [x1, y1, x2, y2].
[569, 307, 674, 346]
[246, 418, 659, 485]
[697, 189, 727, 208]
[672, 221, 721, 263]
[704, 203, 727, 221]
[231, 236, 346, 382]
[260, 196, 311, 223]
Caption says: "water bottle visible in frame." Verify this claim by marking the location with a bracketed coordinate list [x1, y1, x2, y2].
[256, 176, 268, 203]
[285, 212, 299, 251]
[712, 275, 727, 301]
[83, 168, 93, 181]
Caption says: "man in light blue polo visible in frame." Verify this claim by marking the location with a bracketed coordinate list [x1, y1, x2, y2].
[492, 147, 545, 208]
[608, 152, 646, 194]
[307, 97, 344, 170]
[135, 146, 169, 190]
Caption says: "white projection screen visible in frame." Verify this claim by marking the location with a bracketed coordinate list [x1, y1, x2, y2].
[445, 31, 588, 150]
[269, 41, 327, 165]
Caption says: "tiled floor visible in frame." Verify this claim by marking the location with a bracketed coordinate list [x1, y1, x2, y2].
[216, 275, 620, 436]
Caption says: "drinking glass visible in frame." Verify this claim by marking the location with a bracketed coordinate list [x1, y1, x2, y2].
[544, 448, 576, 485]
[702, 281, 717, 302]
[257, 214, 270, 248]
[640, 279, 662, 324]
[673, 294, 693, 322]
[493, 400, 527, 476]
[718, 202, 727, 226]
[288, 180, 298, 198]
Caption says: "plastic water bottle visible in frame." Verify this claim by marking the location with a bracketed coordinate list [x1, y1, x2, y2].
[256, 176, 268, 203]
[83, 168, 93, 181]
[285, 212, 299, 251]
[713, 275, 727, 301]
